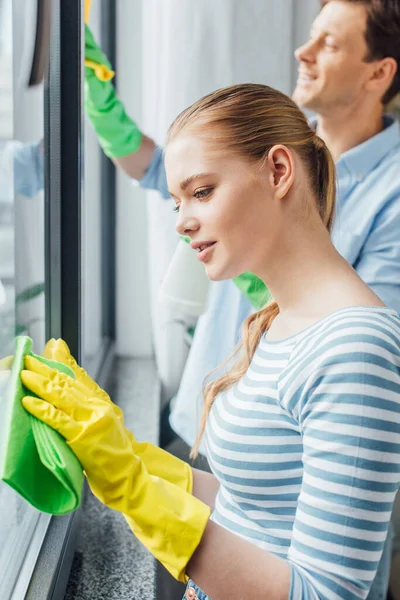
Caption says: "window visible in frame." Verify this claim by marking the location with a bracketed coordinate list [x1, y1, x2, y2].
[82, 0, 115, 376]
[0, 0, 47, 595]
[0, 1, 117, 597]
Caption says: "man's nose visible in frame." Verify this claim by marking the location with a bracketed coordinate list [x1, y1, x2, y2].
[294, 38, 318, 65]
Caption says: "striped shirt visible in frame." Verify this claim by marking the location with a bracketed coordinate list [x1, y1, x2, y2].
[205, 306, 400, 600]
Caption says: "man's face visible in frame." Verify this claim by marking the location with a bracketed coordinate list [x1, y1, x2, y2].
[292, 1, 374, 115]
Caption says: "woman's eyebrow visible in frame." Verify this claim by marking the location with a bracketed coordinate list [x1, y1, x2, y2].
[180, 172, 216, 191]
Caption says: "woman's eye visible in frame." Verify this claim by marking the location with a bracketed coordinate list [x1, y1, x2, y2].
[193, 188, 212, 200]
[172, 205, 180, 213]
[325, 38, 337, 49]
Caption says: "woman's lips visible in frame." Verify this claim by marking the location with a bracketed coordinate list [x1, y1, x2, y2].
[197, 242, 216, 263]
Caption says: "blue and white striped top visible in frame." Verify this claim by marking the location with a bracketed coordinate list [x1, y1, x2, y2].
[205, 306, 400, 600]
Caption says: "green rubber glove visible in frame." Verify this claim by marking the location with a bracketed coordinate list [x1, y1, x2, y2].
[233, 271, 272, 310]
[180, 236, 272, 310]
[84, 24, 142, 159]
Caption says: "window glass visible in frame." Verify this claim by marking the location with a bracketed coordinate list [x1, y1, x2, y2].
[82, 3, 113, 375]
[0, 0, 46, 594]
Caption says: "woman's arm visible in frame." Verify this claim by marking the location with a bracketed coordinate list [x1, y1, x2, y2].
[189, 461, 290, 599]
[191, 468, 220, 512]
[186, 320, 400, 600]
[188, 519, 290, 600]
[22, 319, 399, 596]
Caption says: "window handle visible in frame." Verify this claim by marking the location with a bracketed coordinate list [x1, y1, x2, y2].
[20, 0, 51, 87]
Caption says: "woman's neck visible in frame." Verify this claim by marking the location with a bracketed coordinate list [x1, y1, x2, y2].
[255, 216, 381, 328]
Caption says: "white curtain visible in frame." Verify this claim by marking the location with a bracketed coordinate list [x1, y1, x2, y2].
[140, 0, 298, 403]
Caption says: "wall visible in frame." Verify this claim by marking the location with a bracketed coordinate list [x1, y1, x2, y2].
[116, 0, 153, 357]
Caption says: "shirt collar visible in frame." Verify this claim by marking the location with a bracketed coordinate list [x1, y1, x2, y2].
[311, 115, 400, 178]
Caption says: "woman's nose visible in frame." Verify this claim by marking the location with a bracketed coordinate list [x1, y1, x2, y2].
[175, 214, 200, 237]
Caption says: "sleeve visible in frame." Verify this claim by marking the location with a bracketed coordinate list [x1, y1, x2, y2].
[13, 141, 44, 198]
[282, 327, 400, 600]
[354, 193, 400, 314]
[138, 145, 170, 200]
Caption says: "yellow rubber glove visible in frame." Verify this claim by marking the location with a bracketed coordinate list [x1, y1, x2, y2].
[84, 0, 92, 25]
[21, 357, 210, 582]
[41, 339, 193, 493]
[84, 1, 114, 81]
[0, 356, 13, 370]
[0, 355, 13, 391]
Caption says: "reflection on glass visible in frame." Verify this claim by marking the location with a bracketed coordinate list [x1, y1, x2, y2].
[0, 0, 46, 592]
[83, 5, 104, 374]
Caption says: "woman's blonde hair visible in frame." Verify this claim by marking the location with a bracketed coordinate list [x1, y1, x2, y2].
[166, 84, 336, 459]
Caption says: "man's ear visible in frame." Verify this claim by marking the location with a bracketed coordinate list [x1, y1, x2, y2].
[266, 145, 295, 200]
[365, 57, 397, 99]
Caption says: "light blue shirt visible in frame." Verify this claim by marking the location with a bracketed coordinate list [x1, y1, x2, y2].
[331, 116, 400, 312]
[0, 141, 44, 201]
[139, 115, 400, 450]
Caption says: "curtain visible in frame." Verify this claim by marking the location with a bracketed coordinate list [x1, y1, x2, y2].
[141, 0, 299, 403]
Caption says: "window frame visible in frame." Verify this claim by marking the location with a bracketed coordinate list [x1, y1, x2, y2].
[24, 0, 83, 597]
[6, 0, 117, 597]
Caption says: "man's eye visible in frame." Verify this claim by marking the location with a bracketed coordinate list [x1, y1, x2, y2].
[193, 188, 213, 200]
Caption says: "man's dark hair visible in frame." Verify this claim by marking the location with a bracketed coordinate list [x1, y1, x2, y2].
[321, 0, 400, 104]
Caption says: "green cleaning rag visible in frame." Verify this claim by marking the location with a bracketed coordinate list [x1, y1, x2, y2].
[0, 336, 84, 515]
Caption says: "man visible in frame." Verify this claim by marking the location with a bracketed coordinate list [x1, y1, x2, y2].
[85, 1, 400, 597]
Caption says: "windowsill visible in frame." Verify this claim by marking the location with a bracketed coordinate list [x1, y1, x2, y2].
[12, 350, 161, 600]
[11, 513, 51, 600]
[64, 356, 160, 600]
[22, 340, 116, 600]
[0, 506, 47, 598]
[25, 509, 82, 600]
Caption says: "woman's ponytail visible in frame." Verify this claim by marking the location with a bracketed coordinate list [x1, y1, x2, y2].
[313, 135, 336, 232]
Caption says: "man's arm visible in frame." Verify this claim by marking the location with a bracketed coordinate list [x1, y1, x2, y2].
[84, 25, 155, 179]
[84, 24, 171, 198]
[12, 141, 44, 198]
[112, 134, 156, 181]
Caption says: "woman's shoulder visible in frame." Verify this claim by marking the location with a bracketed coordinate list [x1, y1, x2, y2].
[294, 305, 400, 354]
[281, 306, 400, 388]
[278, 306, 400, 416]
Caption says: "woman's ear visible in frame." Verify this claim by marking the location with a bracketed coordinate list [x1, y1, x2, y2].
[266, 145, 295, 200]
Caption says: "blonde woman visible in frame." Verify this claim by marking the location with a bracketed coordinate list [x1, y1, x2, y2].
[22, 84, 400, 600]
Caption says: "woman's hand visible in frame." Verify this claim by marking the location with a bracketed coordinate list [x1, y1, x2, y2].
[40, 339, 193, 493]
[21, 356, 141, 509]
[21, 355, 210, 583]
[41, 339, 124, 420]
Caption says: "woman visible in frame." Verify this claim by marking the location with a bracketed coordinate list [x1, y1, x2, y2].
[21, 84, 400, 600]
